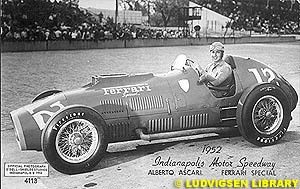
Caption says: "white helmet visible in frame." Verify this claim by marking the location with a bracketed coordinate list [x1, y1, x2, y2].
[210, 42, 225, 52]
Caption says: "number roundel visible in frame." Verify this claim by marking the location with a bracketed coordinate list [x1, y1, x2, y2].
[248, 68, 275, 83]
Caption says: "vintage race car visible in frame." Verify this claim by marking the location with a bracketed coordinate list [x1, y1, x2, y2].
[10, 54, 298, 174]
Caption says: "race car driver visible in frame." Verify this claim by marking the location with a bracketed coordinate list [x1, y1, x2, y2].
[195, 42, 233, 97]
[199, 42, 232, 85]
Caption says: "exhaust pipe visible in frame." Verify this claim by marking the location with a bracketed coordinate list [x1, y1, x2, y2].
[136, 127, 238, 141]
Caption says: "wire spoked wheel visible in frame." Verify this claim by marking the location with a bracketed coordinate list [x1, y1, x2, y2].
[237, 83, 291, 146]
[55, 119, 99, 163]
[252, 95, 283, 135]
[42, 106, 107, 174]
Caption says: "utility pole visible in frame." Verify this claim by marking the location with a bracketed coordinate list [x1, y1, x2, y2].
[115, 0, 118, 24]
[148, 1, 150, 26]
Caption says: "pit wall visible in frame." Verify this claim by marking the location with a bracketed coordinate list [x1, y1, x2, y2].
[1, 36, 296, 52]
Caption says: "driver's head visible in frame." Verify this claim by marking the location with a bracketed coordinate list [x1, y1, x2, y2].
[210, 42, 224, 63]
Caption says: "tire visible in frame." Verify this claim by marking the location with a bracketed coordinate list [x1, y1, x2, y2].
[237, 83, 291, 146]
[41, 106, 108, 174]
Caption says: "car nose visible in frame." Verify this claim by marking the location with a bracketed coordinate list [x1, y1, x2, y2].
[10, 107, 42, 151]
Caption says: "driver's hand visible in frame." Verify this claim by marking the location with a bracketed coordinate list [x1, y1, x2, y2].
[197, 68, 205, 76]
[194, 67, 205, 78]
[199, 73, 206, 82]
[197, 74, 206, 85]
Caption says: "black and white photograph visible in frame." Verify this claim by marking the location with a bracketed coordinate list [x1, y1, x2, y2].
[1, 0, 300, 188]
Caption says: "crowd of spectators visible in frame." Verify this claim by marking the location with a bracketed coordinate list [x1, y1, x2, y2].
[199, 0, 300, 34]
[1, 21, 190, 41]
[1, 0, 189, 41]
[1, 0, 299, 42]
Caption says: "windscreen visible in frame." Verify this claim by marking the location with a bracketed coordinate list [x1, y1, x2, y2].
[171, 54, 188, 71]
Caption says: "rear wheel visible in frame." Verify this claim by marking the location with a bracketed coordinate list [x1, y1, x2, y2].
[237, 83, 291, 146]
[42, 106, 107, 174]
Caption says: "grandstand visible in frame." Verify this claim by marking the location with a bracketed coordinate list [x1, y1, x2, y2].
[193, 0, 300, 35]
[1, 0, 299, 42]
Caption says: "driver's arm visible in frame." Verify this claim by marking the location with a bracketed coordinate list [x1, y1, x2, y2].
[201, 72, 216, 82]
[199, 72, 216, 85]
[201, 66, 231, 86]
[198, 63, 215, 82]
[190, 62, 204, 76]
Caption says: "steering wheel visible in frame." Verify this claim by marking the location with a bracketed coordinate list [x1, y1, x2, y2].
[186, 58, 204, 77]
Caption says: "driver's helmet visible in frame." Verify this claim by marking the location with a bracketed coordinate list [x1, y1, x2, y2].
[210, 42, 224, 52]
[171, 54, 189, 71]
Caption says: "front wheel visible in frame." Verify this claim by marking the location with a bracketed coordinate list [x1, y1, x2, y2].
[237, 83, 291, 146]
[41, 106, 107, 174]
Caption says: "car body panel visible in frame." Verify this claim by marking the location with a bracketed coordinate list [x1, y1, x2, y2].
[234, 57, 279, 88]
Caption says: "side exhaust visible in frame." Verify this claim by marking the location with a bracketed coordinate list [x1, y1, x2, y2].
[136, 127, 238, 141]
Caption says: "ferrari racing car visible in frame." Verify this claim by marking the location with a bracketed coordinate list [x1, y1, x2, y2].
[10, 54, 298, 174]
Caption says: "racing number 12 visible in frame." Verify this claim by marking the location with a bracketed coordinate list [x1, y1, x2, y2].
[248, 68, 275, 83]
